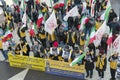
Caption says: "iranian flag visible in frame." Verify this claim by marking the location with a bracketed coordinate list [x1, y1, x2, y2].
[113, 35, 120, 53]
[107, 30, 113, 46]
[53, 0, 64, 9]
[32, 23, 37, 34]
[100, 0, 111, 21]
[94, 20, 107, 47]
[29, 22, 37, 36]
[78, 16, 88, 31]
[89, 0, 93, 6]
[37, 10, 44, 28]
[45, 11, 57, 35]
[27, 17, 32, 28]
[89, 27, 96, 44]
[2, 30, 13, 42]
[63, 6, 79, 21]
[91, 0, 96, 17]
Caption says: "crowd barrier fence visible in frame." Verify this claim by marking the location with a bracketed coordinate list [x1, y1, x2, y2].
[8, 52, 85, 79]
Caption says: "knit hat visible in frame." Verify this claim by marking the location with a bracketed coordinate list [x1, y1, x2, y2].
[53, 41, 59, 47]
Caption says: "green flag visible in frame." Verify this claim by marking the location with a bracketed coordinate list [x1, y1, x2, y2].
[13, 0, 18, 5]
[70, 31, 91, 66]
[70, 53, 86, 66]
[20, 0, 26, 10]
[105, 6, 111, 21]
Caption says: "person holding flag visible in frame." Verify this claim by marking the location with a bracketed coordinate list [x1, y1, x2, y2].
[71, 46, 84, 65]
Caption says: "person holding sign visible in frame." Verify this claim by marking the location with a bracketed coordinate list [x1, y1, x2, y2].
[108, 52, 118, 80]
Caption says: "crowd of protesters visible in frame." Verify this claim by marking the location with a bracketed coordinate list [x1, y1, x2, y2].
[0, 0, 120, 80]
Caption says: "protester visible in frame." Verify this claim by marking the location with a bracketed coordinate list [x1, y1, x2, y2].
[37, 26, 47, 48]
[108, 52, 119, 80]
[32, 41, 42, 57]
[49, 41, 62, 61]
[95, 50, 107, 80]
[2, 41, 9, 61]
[66, 29, 76, 48]
[15, 39, 30, 56]
[84, 50, 95, 78]
[71, 46, 84, 65]
[62, 45, 72, 62]
[17, 24, 27, 41]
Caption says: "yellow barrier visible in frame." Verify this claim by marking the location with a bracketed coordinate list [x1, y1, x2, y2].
[8, 53, 45, 71]
[47, 59, 85, 73]
[8, 53, 85, 74]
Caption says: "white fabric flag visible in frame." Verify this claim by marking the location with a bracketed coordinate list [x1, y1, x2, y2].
[22, 12, 27, 24]
[0, 1, 2, 5]
[0, 8, 3, 15]
[82, 2, 87, 14]
[45, 11, 57, 35]
[63, 6, 79, 21]
[113, 35, 120, 54]
[4, 0, 13, 7]
[94, 20, 107, 47]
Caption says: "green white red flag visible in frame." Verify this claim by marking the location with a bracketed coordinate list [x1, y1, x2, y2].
[90, 27, 96, 44]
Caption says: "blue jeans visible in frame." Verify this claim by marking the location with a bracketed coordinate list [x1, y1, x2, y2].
[3, 50, 8, 60]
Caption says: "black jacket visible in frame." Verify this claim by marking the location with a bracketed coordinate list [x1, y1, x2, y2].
[84, 54, 95, 70]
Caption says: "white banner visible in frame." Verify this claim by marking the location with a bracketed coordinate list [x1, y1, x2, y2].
[113, 35, 120, 53]
[45, 11, 57, 35]
[63, 6, 79, 21]
[94, 20, 107, 47]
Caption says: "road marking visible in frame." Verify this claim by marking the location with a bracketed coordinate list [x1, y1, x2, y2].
[8, 68, 29, 80]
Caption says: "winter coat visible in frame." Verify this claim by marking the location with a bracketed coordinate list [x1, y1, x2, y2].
[85, 54, 95, 70]
[95, 55, 107, 71]
[108, 11, 117, 23]
[108, 55, 118, 69]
